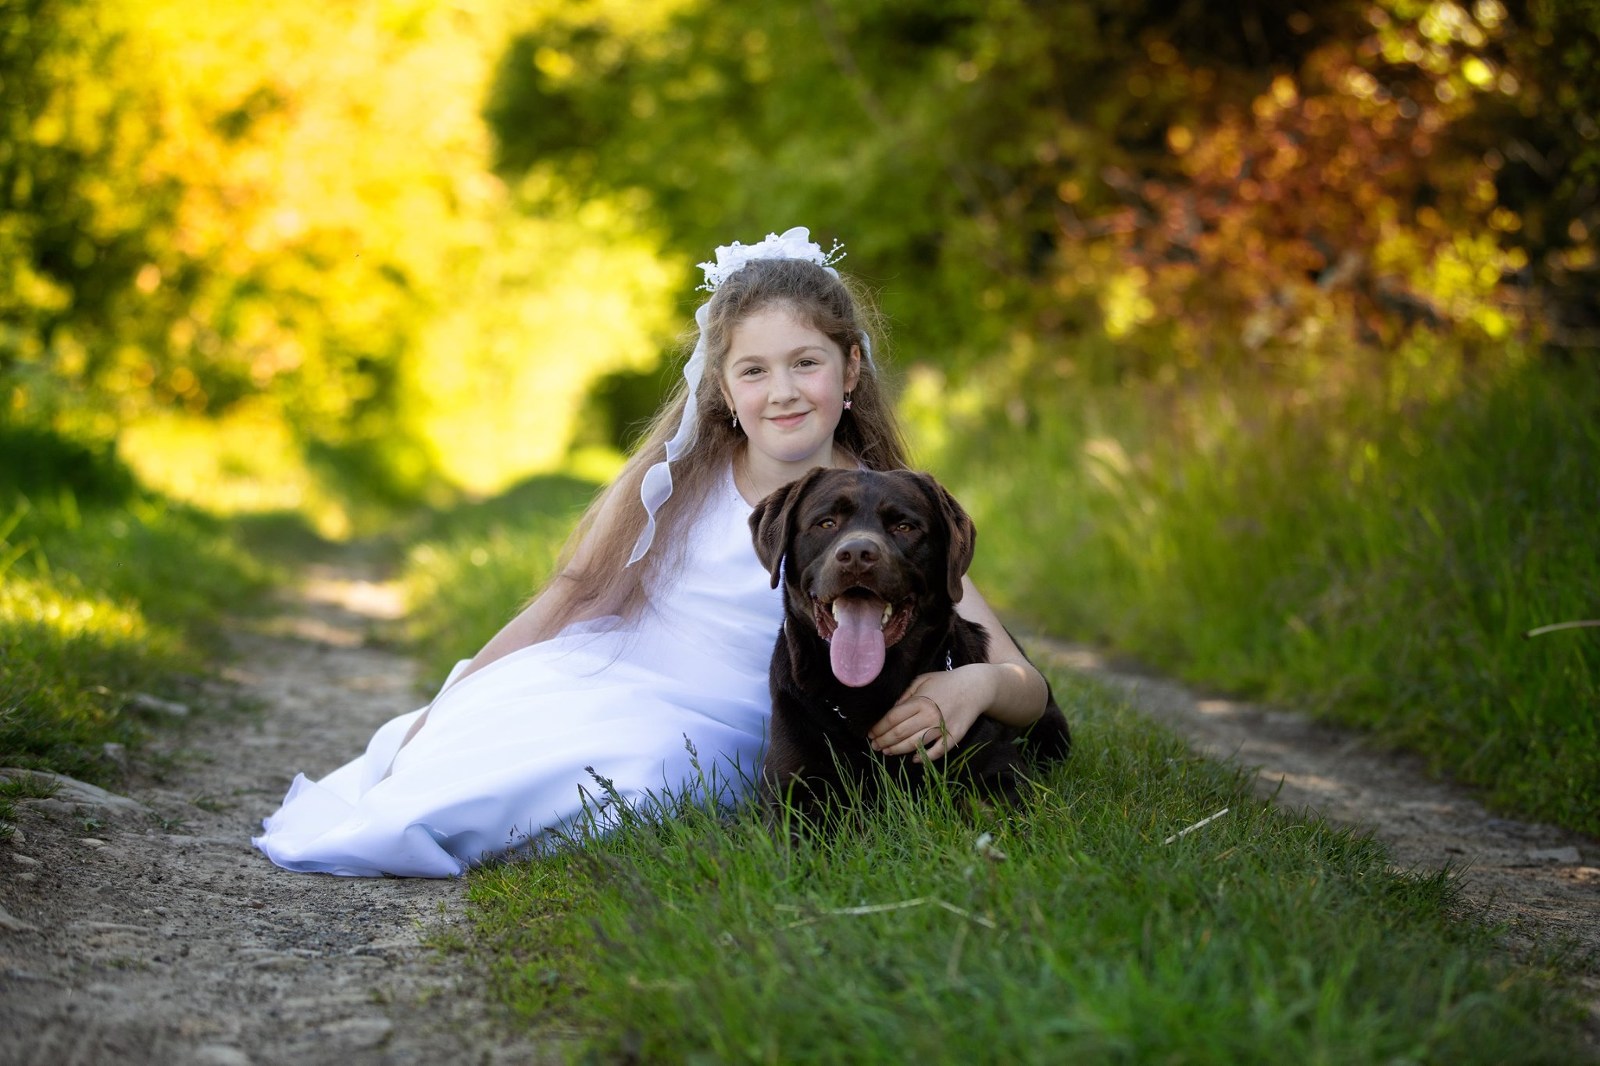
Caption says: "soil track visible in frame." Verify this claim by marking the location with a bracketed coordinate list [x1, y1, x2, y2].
[0, 563, 560, 1065]
[0, 563, 1595, 1063]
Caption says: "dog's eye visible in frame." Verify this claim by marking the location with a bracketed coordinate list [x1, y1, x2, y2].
[816, 517, 837, 530]
[891, 521, 915, 534]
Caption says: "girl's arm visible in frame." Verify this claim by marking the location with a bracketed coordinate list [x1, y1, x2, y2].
[866, 577, 1051, 762]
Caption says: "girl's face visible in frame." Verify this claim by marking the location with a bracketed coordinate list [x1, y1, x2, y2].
[722, 305, 860, 475]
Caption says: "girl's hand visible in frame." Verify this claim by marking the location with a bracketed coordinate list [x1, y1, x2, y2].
[866, 664, 999, 763]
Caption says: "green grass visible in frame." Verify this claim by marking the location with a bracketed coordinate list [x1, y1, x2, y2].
[385, 348, 1597, 1058]
[924, 349, 1600, 835]
[0, 425, 274, 786]
[462, 674, 1589, 1063]
[0, 773, 60, 840]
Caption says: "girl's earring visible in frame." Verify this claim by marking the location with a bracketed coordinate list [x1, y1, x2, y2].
[843, 392, 853, 411]
[731, 413, 739, 429]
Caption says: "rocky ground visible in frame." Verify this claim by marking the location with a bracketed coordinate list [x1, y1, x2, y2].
[0, 565, 1595, 1063]
[0, 564, 564, 1065]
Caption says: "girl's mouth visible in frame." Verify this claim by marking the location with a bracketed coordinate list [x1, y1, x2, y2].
[769, 412, 808, 429]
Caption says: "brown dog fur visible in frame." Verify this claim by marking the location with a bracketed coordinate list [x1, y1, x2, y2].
[749, 468, 1071, 821]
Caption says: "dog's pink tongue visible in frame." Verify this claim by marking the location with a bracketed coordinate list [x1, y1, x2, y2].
[830, 596, 887, 688]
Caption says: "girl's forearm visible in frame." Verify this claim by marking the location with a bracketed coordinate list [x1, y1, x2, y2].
[977, 659, 1050, 728]
[952, 577, 1050, 727]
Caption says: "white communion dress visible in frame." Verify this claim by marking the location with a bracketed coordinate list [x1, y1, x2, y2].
[254, 466, 782, 877]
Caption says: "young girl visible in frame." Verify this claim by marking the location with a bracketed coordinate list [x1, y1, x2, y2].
[254, 228, 1051, 877]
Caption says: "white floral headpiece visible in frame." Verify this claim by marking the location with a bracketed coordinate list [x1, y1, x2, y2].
[628, 227, 869, 566]
[696, 228, 846, 292]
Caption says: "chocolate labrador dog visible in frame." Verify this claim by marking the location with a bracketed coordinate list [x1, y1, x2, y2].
[749, 467, 1071, 821]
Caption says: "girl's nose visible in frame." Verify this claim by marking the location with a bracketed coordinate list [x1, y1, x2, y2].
[769, 370, 799, 401]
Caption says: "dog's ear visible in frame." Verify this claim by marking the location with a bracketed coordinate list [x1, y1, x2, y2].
[908, 472, 976, 603]
[748, 467, 832, 589]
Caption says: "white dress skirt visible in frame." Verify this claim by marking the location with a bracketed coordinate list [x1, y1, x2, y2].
[253, 466, 782, 877]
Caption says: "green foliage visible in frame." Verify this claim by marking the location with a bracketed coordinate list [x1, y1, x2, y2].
[4, 1, 681, 509]
[484, 0, 1597, 367]
[0, 570, 173, 781]
[466, 679, 1589, 1062]
[0, 422, 136, 504]
[924, 350, 1600, 834]
[0, 426, 272, 783]
[0, 0, 179, 412]
[2, 0, 421, 484]
[1486, 0, 1600, 343]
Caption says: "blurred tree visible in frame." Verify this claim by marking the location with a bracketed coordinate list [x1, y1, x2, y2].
[1471, 0, 1600, 348]
[3, 0, 682, 503]
[1107, 0, 1600, 359]
[2, 0, 443, 499]
[1, 0, 181, 419]
[8, 0, 1589, 500]
[484, 0, 1596, 376]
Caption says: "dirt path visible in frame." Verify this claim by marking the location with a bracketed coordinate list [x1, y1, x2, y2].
[0, 563, 560, 1066]
[1034, 639, 1600, 1042]
[2, 563, 1596, 1063]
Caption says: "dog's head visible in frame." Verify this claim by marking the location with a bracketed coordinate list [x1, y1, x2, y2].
[749, 468, 976, 688]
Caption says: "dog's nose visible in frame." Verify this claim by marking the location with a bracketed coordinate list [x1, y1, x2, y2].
[834, 537, 879, 568]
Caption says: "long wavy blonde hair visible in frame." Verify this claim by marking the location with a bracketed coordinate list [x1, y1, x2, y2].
[529, 257, 912, 640]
